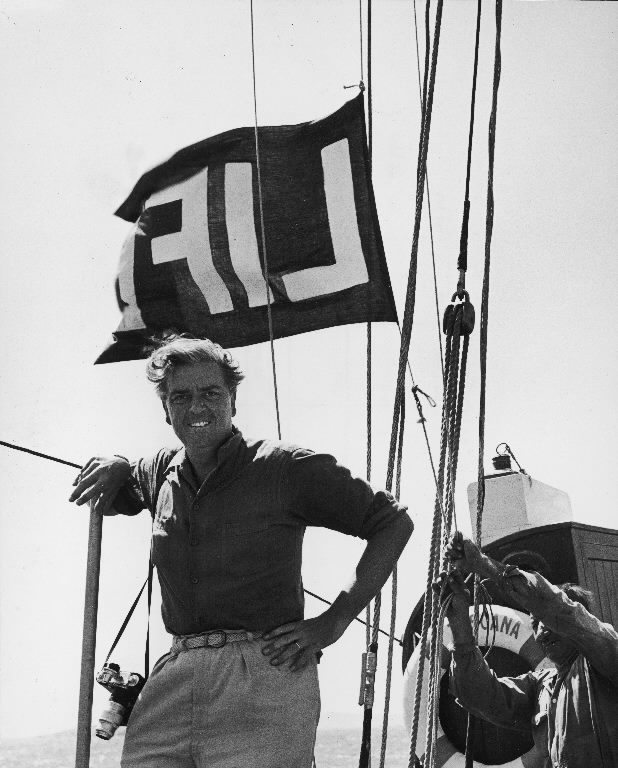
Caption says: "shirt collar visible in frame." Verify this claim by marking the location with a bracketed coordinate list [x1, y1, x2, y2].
[166, 426, 245, 488]
[215, 426, 244, 464]
[537, 666, 558, 691]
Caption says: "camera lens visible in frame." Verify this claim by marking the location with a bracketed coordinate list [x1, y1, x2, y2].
[95, 721, 116, 741]
[95, 701, 126, 741]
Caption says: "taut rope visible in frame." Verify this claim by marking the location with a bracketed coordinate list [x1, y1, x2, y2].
[412, 0, 443, 376]
[408, 294, 472, 768]
[249, 0, 282, 440]
[467, 4, 503, 763]
[407, 1, 504, 764]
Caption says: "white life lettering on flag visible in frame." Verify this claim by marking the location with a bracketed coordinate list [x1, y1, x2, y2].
[282, 139, 369, 301]
[117, 142, 368, 322]
[98, 95, 397, 362]
[224, 163, 265, 307]
[148, 169, 234, 313]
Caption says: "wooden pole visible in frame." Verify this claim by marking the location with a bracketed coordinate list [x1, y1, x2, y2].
[75, 503, 103, 768]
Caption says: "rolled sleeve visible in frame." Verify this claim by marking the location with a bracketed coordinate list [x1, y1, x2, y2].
[450, 645, 537, 732]
[110, 448, 178, 517]
[286, 449, 408, 539]
[109, 480, 143, 516]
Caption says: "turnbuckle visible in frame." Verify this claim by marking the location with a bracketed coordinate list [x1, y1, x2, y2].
[358, 650, 377, 708]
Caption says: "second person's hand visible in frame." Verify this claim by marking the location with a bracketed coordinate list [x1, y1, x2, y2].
[445, 532, 485, 574]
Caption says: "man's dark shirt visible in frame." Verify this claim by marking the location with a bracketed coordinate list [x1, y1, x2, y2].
[113, 429, 409, 635]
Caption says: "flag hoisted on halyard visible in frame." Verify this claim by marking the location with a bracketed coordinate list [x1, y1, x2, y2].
[96, 95, 397, 363]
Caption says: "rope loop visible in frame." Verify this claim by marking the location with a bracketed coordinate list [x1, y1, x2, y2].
[411, 384, 436, 409]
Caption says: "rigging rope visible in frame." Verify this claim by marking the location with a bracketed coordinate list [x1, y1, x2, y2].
[0, 439, 81, 469]
[304, 588, 401, 644]
[356, 5, 435, 763]
[359, 0, 381, 757]
[407, 298, 472, 768]
[476, 0, 502, 554]
[387, 0, 443, 496]
[406, 0, 490, 759]
[467, 4, 503, 765]
[348, 0, 446, 763]
[365, 0, 373, 486]
[408, 2, 503, 765]
[359, 0, 365, 85]
[406, 383, 449, 768]
[457, 0, 483, 291]
[377, 397, 405, 768]
[358, 0, 375, 716]
[412, 0, 443, 376]
[249, 0, 282, 440]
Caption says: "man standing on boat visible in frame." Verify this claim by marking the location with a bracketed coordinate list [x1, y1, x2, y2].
[440, 533, 618, 767]
[69, 334, 413, 768]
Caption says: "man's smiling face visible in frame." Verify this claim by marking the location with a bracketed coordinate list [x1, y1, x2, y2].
[163, 360, 235, 458]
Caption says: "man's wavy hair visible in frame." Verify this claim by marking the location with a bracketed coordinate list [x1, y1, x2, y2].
[145, 334, 244, 399]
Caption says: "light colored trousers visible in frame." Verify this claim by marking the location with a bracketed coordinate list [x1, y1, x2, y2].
[121, 638, 320, 768]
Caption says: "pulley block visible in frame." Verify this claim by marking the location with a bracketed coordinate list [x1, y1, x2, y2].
[443, 290, 475, 336]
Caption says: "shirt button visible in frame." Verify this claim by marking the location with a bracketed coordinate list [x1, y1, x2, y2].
[191, 577, 199, 585]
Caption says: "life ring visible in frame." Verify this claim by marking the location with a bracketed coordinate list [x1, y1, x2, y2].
[402, 605, 544, 767]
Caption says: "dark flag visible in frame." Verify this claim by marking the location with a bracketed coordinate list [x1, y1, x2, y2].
[96, 94, 397, 363]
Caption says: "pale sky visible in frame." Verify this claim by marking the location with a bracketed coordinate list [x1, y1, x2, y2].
[0, 0, 616, 746]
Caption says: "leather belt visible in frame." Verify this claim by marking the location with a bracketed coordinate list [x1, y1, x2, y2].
[172, 629, 262, 653]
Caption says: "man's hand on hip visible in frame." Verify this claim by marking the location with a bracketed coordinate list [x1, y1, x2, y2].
[69, 455, 131, 514]
[262, 611, 346, 672]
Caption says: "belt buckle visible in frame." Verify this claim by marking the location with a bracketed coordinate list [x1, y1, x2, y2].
[206, 630, 227, 648]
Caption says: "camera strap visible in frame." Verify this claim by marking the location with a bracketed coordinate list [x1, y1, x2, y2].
[103, 547, 153, 680]
[144, 548, 153, 677]
[105, 497, 165, 679]
[103, 457, 175, 679]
